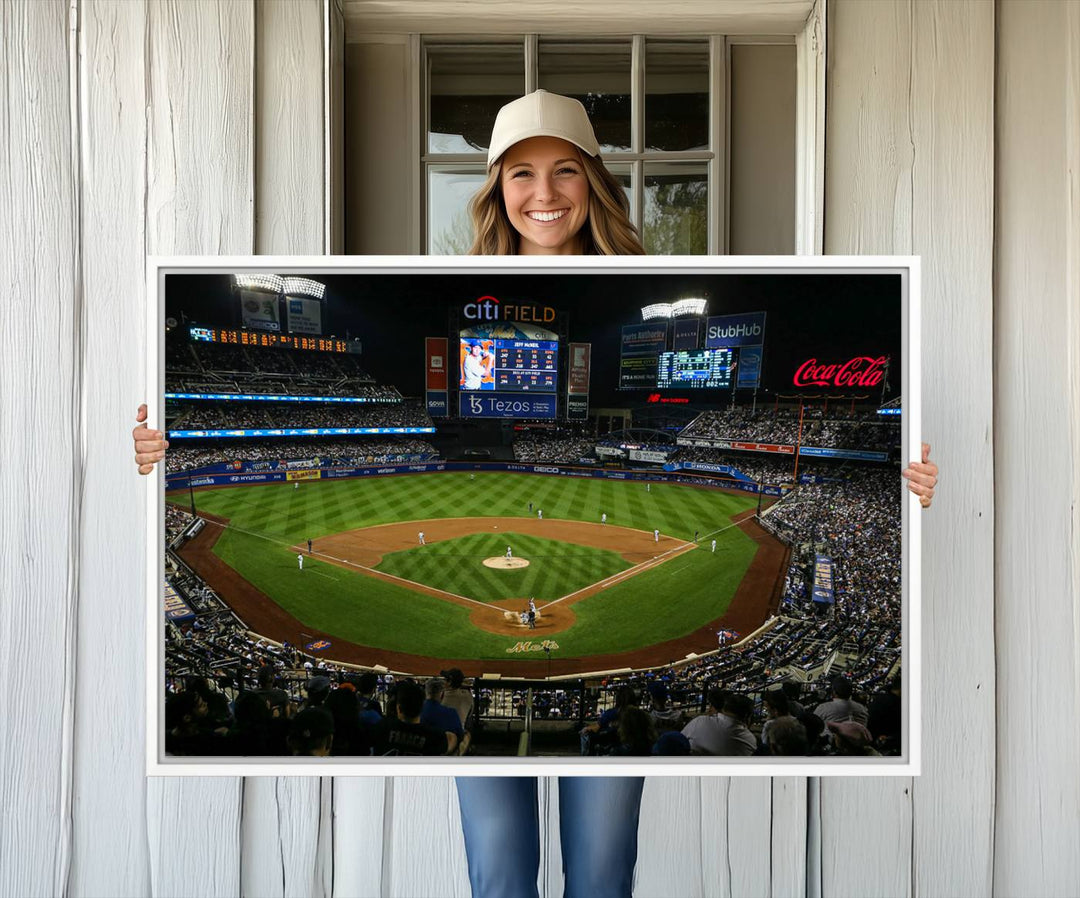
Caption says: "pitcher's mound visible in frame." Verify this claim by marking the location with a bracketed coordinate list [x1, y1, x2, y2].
[483, 556, 530, 570]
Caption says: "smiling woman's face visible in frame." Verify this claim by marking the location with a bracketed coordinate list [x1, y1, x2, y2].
[499, 136, 590, 255]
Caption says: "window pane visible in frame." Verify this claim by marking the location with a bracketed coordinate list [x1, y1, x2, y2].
[604, 163, 634, 221]
[538, 40, 631, 153]
[428, 44, 524, 154]
[645, 40, 709, 152]
[643, 163, 707, 255]
[428, 167, 487, 254]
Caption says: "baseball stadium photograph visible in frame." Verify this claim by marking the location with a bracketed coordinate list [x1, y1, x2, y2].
[159, 264, 910, 763]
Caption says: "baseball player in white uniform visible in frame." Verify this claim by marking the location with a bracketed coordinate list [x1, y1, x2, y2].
[601, 512, 607, 524]
[711, 538, 717, 553]
[418, 531, 425, 545]
[537, 509, 543, 520]
[297, 553, 304, 571]
[653, 529, 660, 542]
[506, 545, 513, 559]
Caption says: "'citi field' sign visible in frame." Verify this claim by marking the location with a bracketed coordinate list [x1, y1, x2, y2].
[465, 295, 556, 323]
[794, 355, 887, 388]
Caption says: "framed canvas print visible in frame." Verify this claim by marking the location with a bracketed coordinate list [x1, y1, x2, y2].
[146, 255, 921, 776]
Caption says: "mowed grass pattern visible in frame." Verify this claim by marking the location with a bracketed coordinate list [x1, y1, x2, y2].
[376, 533, 631, 602]
[180, 473, 760, 660]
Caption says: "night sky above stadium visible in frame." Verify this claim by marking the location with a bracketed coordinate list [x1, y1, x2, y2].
[166, 271, 904, 406]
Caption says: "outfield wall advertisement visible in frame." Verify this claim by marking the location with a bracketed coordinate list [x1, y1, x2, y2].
[673, 318, 700, 351]
[238, 289, 281, 332]
[425, 336, 449, 417]
[798, 446, 890, 461]
[619, 323, 666, 389]
[677, 436, 796, 454]
[812, 555, 835, 605]
[166, 460, 787, 495]
[567, 342, 591, 420]
[285, 297, 323, 335]
[704, 311, 766, 348]
[736, 345, 763, 388]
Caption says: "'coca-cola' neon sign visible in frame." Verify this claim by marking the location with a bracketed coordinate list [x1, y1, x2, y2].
[793, 356, 887, 388]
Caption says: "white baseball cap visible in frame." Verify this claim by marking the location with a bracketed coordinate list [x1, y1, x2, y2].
[486, 90, 601, 168]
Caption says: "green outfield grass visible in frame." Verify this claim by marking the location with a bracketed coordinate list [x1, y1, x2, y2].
[376, 533, 631, 602]
[176, 472, 761, 660]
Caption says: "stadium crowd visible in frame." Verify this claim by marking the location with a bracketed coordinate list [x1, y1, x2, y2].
[170, 378, 399, 400]
[164, 438, 440, 474]
[679, 406, 899, 452]
[169, 401, 433, 431]
[513, 433, 597, 464]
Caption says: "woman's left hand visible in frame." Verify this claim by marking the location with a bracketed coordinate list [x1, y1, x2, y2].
[902, 442, 938, 509]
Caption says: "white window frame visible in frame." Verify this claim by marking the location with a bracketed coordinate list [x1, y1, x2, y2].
[399, 1, 825, 256]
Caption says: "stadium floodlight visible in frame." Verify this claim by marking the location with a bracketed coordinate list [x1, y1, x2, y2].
[234, 273, 285, 293]
[671, 298, 707, 316]
[282, 276, 326, 299]
[641, 303, 673, 321]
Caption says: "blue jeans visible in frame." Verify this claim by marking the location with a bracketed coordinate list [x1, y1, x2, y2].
[455, 776, 645, 898]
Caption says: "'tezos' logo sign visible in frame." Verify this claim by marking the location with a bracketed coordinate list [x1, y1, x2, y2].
[793, 356, 887, 388]
[464, 295, 556, 323]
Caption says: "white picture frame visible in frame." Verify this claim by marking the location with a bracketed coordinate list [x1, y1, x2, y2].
[146, 254, 920, 777]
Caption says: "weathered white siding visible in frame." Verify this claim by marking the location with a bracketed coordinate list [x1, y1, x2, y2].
[994, 1, 1080, 894]
[824, 2, 997, 897]
[1, 2, 1077, 897]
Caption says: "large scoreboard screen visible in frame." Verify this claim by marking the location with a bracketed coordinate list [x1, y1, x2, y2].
[189, 326, 359, 354]
[656, 348, 734, 389]
[460, 338, 558, 393]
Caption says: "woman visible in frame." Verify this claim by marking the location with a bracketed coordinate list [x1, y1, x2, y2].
[134, 89, 939, 897]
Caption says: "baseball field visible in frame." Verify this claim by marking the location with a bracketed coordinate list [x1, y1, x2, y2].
[173, 471, 788, 674]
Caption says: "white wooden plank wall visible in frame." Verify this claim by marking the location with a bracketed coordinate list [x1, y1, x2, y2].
[143, 0, 253, 894]
[825, 3, 996, 897]
[246, 3, 330, 898]
[0, 2, 78, 897]
[994, 2, 1080, 895]
[3, 2, 1079, 897]
[70, 0, 152, 895]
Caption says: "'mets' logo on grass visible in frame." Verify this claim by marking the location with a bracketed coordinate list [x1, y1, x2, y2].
[505, 640, 560, 654]
[464, 295, 556, 323]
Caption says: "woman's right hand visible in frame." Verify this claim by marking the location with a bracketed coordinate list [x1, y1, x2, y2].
[133, 403, 168, 474]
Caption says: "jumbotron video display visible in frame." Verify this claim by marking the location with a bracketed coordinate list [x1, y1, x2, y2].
[656, 348, 734, 389]
[459, 337, 558, 392]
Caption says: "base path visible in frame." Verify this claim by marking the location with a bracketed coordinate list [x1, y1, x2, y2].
[179, 510, 788, 677]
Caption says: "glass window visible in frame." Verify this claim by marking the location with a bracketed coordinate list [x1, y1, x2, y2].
[427, 44, 525, 154]
[428, 167, 487, 254]
[605, 163, 634, 213]
[645, 40, 709, 152]
[538, 41, 632, 153]
[643, 163, 708, 254]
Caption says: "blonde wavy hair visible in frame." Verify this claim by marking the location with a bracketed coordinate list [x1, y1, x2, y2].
[467, 150, 645, 256]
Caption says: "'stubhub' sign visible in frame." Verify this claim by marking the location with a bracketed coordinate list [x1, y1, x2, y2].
[464, 295, 556, 323]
